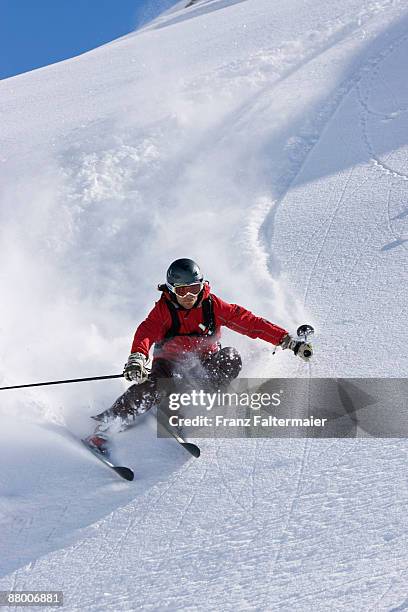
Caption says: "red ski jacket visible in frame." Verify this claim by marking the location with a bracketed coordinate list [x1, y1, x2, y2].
[131, 283, 288, 362]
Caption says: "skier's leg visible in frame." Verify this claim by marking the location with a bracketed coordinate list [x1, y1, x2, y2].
[203, 347, 242, 387]
[86, 359, 175, 447]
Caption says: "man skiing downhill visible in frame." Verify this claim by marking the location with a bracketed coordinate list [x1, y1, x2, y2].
[86, 258, 313, 450]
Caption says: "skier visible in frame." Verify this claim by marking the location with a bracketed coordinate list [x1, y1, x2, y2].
[85, 258, 313, 450]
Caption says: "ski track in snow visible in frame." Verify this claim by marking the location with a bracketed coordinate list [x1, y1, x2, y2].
[255, 5, 408, 288]
[256, 1, 408, 377]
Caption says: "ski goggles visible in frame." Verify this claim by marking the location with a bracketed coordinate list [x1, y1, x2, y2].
[169, 282, 203, 297]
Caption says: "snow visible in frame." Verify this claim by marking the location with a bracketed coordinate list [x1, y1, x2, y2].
[0, 0, 408, 609]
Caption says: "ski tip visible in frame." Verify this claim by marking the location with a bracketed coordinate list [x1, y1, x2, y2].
[113, 466, 134, 481]
[81, 439, 134, 481]
[182, 442, 200, 458]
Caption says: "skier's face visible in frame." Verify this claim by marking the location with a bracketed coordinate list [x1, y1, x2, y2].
[176, 292, 198, 309]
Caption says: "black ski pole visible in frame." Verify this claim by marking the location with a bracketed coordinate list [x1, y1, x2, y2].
[0, 374, 124, 391]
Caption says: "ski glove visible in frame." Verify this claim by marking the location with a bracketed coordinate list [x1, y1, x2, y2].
[280, 334, 313, 361]
[123, 352, 149, 383]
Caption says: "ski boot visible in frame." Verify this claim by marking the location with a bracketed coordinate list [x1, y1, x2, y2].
[84, 432, 110, 455]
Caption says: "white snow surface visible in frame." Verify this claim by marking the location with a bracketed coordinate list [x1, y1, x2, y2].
[1, 0, 408, 609]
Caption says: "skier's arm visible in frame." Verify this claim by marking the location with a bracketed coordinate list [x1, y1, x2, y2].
[213, 295, 288, 346]
[131, 302, 170, 356]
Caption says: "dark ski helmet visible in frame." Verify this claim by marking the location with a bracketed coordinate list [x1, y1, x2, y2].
[166, 258, 203, 290]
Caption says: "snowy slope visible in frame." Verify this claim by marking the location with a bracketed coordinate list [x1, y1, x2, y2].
[134, 0, 182, 28]
[1, 0, 408, 609]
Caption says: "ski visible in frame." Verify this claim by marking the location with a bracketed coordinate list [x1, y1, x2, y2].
[155, 410, 201, 458]
[81, 439, 134, 481]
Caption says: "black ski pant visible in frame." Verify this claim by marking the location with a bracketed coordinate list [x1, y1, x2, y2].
[93, 346, 242, 424]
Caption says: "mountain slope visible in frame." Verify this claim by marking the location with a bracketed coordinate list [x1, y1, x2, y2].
[0, 0, 407, 609]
